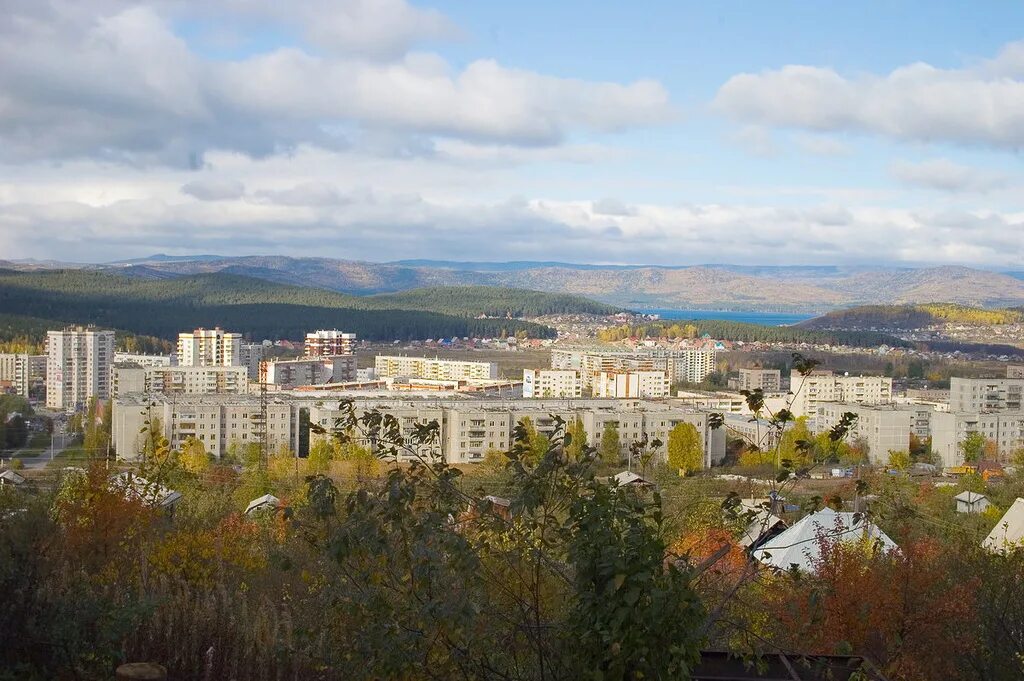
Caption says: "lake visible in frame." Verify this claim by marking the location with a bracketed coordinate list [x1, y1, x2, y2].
[643, 309, 815, 327]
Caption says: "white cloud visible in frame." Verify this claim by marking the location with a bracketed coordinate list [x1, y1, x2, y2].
[714, 41, 1024, 150]
[0, 2, 671, 166]
[890, 158, 1009, 193]
[181, 178, 246, 201]
[794, 135, 850, 156]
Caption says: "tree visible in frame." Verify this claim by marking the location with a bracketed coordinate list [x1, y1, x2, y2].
[307, 437, 332, 475]
[961, 432, 987, 463]
[599, 421, 620, 464]
[888, 449, 911, 471]
[179, 437, 210, 475]
[565, 418, 588, 461]
[667, 422, 703, 474]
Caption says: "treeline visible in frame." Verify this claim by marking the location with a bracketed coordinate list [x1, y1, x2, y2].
[597, 319, 906, 348]
[0, 271, 555, 342]
[369, 286, 622, 317]
[802, 303, 1024, 331]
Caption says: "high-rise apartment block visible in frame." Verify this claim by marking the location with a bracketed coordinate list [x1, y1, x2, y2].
[594, 371, 670, 398]
[787, 371, 893, 418]
[551, 347, 717, 387]
[46, 327, 115, 410]
[522, 369, 583, 398]
[305, 330, 357, 357]
[177, 328, 242, 367]
[239, 343, 266, 380]
[737, 368, 782, 392]
[374, 355, 498, 381]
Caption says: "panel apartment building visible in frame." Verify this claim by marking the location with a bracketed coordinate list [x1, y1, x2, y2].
[265, 356, 357, 389]
[594, 371, 670, 399]
[305, 330, 357, 357]
[813, 403, 932, 464]
[112, 364, 249, 398]
[736, 368, 782, 392]
[949, 377, 1024, 412]
[113, 394, 725, 467]
[177, 328, 242, 367]
[551, 347, 716, 387]
[931, 411, 1024, 467]
[787, 371, 893, 418]
[522, 369, 583, 398]
[0, 353, 45, 399]
[46, 327, 115, 410]
[375, 355, 498, 381]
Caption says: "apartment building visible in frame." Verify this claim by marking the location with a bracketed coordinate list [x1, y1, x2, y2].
[112, 364, 249, 397]
[113, 352, 174, 368]
[814, 403, 932, 464]
[375, 355, 498, 381]
[949, 377, 1024, 412]
[724, 412, 790, 452]
[551, 347, 717, 387]
[594, 371, 670, 398]
[931, 411, 1024, 467]
[304, 330, 357, 357]
[522, 369, 583, 398]
[0, 353, 45, 398]
[46, 327, 115, 410]
[264, 356, 356, 389]
[239, 343, 266, 379]
[113, 394, 725, 467]
[737, 368, 782, 392]
[1007, 365, 1024, 379]
[788, 371, 893, 418]
[676, 389, 790, 416]
[177, 327, 242, 367]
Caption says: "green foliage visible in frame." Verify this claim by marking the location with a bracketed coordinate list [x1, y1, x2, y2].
[888, 450, 911, 471]
[597, 318, 905, 348]
[0, 270, 558, 342]
[306, 437, 333, 475]
[369, 285, 622, 317]
[565, 417, 588, 461]
[961, 431, 988, 463]
[667, 422, 703, 474]
[802, 303, 1024, 331]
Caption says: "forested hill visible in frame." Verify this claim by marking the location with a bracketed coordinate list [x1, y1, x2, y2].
[0, 270, 584, 342]
[369, 286, 622, 317]
[800, 303, 1024, 330]
[597, 319, 908, 348]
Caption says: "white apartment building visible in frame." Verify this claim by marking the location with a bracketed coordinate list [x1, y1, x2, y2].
[788, 371, 893, 418]
[814, 403, 932, 464]
[551, 348, 717, 387]
[239, 343, 266, 380]
[113, 352, 174, 368]
[724, 412, 791, 452]
[177, 328, 242, 367]
[1008, 365, 1024, 379]
[931, 411, 1024, 467]
[305, 330, 357, 357]
[112, 364, 249, 398]
[676, 389, 790, 416]
[113, 394, 725, 467]
[737, 368, 782, 392]
[0, 353, 45, 399]
[595, 371, 670, 398]
[375, 355, 498, 381]
[949, 377, 1024, 412]
[522, 369, 583, 398]
[264, 356, 356, 389]
[46, 328, 115, 410]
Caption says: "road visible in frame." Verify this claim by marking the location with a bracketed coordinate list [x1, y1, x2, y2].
[4, 432, 76, 470]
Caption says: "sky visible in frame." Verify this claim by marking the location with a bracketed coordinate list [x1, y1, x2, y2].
[1, 0, 1023, 268]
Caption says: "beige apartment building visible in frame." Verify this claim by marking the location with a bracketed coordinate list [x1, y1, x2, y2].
[264, 356, 356, 389]
[112, 364, 249, 398]
[177, 327, 242, 367]
[375, 355, 498, 381]
[113, 394, 725, 467]
[949, 377, 1024, 412]
[551, 348, 717, 387]
[813, 402, 932, 464]
[46, 327, 115, 410]
[594, 371, 670, 398]
[0, 353, 45, 399]
[788, 371, 893, 418]
[931, 411, 1024, 467]
[522, 369, 583, 398]
[737, 368, 782, 392]
[304, 330, 357, 357]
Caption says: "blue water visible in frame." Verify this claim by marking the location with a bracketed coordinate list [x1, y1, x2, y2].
[643, 308, 814, 327]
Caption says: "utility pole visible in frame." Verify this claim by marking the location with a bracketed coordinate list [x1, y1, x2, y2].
[257, 359, 269, 468]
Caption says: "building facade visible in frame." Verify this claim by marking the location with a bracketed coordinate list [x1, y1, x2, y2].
[737, 368, 782, 392]
[788, 371, 893, 418]
[112, 364, 249, 397]
[177, 328, 242, 367]
[374, 355, 498, 381]
[931, 410, 1024, 467]
[264, 356, 356, 389]
[522, 369, 583, 398]
[113, 394, 725, 467]
[813, 402, 932, 464]
[0, 353, 45, 399]
[239, 343, 266, 380]
[304, 330, 357, 357]
[594, 371, 670, 398]
[949, 377, 1024, 412]
[551, 348, 717, 387]
[46, 328, 115, 410]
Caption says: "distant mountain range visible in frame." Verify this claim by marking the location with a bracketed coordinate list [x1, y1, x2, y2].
[4, 255, 1024, 312]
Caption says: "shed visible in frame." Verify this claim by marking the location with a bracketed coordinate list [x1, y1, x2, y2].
[612, 470, 653, 488]
[245, 494, 281, 516]
[752, 507, 897, 572]
[983, 498, 1024, 554]
[0, 469, 26, 486]
[109, 472, 182, 509]
[954, 491, 991, 514]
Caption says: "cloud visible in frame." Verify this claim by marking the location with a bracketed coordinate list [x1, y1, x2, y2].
[890, 158, 1009, 193]
[0, 2, 671, 167]
[591, 198, 636, 216]
[795, 135, 850, 156]
[713, 41, 1024, 151]
[181, 178, 246, 200]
